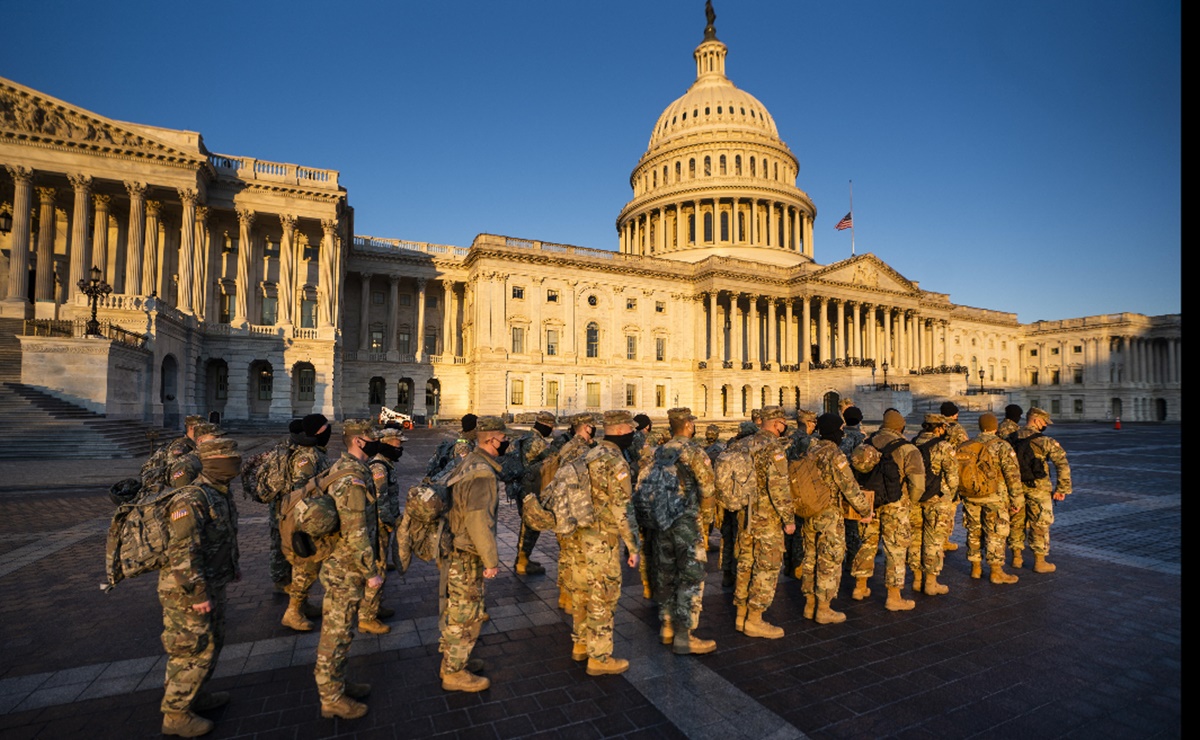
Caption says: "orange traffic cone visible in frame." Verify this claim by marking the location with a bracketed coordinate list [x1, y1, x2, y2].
[1114, 417, 1121, 430]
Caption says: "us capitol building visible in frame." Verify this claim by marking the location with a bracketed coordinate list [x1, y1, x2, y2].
[0, 13, 1180, 427]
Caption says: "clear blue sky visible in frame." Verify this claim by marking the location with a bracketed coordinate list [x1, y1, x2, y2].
[2, 0, 1180, 324]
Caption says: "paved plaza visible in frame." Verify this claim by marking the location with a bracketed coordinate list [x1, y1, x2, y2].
[0, 422, 1180, 739]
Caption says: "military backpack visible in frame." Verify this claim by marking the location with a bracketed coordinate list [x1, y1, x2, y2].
[854, 438, 907, 506]
[956, 438, 998, 499]
[395, 461, 458, 572]
[916, 438, 946, 502]
[278, 467, 359, 561]
[247, 440, 296, 504]
[103, 478, 175, 590]
[1008, 432, 1047, 486]
[539, 455, 596, 535]
[713, 441, 755, 512]
[139, 444, 174, 491]
[789, 453, 835, 518]
[633, 445, 688, 530]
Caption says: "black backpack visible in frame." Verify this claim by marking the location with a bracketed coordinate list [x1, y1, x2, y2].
[1008, 432, 1047, 486]
[856, 438, 907, 506]
[916, 439, 945, 503]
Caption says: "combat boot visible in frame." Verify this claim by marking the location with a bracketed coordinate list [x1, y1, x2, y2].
[803, 595, 816, 620]
[673, 631, 717, 654]
[1012, 550, 1025, 569]
[990, 566, 1019, 584]
[162, 710, 214, 737]
[441, 669, 490, 693]
[912, 570, 923, 591]
[642, 575, 653, 599]
[358, 618, 391, 635]
[1034, 554, 1057, 573]
[885, 587, 916, 611]
[320, 695, 368, 719]
[439, 658, 486, 678]
[815, 599, 847, 625]
[516, 552, 546, 575]
[193, 691, 229, 711]
[852, 577, 871, 601]
[923, 573, 949, 595]
[558, 590, 573, 612]
[344, 682, 371, 699]
[659, 616, 674, 645]
[943, 541, 959, 551]
[734, 605, 747, 632]
[301, 599, 322, 619]
[586, 656, 630, 675]
[742, 610, 784, 639]
[572, 642, 588, 662]
[971, 562, 983, 579]
[281, 597, 314, 632]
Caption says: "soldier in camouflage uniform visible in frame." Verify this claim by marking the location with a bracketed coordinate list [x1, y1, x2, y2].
[158, 436, 241, 738]
[850, 409, 925, 611]
[938, 402, 970, 553]
[1011, 407, 1073, 573]
[140, 415, 205, 492]
[719, 420, 759, 587]
[997, 403, 1023, 440]
[799, 413, 873, 624]
[438, 416, 507, 693]
[313, 419, 382, 719]
[627, 413, 652, 477]
[555, 413, 596, 613]
[963, 413, 1022, 584]
[908, 414, 961, 596]
[733, 406, 793, 638]
[510, 411, 557, 575]
[784, 409, 818, 578]
[360, 427, 405, 634]
[426, 413, 477, 479]
[281, 414, 333, 632]
[165, 423, 223, 491]
[649, 408, 717, 654]
[839, 406, 867, 566]
[701, 424, 724, 552]
[627, 413, 658, 598]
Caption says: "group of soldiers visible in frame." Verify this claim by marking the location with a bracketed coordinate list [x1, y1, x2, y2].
[136, 397, 1070, 735]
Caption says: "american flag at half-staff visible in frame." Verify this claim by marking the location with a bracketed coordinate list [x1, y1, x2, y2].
[835, 212, 853, 230]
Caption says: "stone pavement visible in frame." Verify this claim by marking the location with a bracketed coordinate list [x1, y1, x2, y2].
[0, 423, 1180, 739]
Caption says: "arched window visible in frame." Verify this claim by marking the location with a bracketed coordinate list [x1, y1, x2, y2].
[368, 376, 386, 405]
[689, 158, 696, 179]
[735, 155, 742, 176]
[675, 161, 681, 182]
[704, 211, 713, 243]
[720, 211, 729, 242]
[652, 170, 657, 187]
[688, 213, 696, 243]
[750, 157, 756, 177]
[586, 322, 600, 358]
[704, 156, 711, 176]
[719, 155, 727, 175]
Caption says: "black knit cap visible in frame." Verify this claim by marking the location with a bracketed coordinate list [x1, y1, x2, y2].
[842, 406, 863, 426]
[633, 413, 652, 431]
[817, 412, 844, 439]
[940, 401, 959, 417]
[288, 419, 303, 434]
[461, 413, 478, 432]
[1005, 404, 1023, 422]
[301, 414, 328, 437]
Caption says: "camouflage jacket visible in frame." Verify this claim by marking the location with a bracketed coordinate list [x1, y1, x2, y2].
[582, 441, 640, 553]
[368, 455, 400, 527]
[749, 429, 792, 523]
[426, 431, 475, 478]
[913, 431, 961, 500]
[945, 420, 969, 449]
[507, 430, 553, 498]
[808, 439, 872, 517]
[997, 418, 1021, 441]
[972, 431, 1024, 506]
[444, 448, 501, 568]
[325, 453, 379, 578]
[290, 445, 330, 490]
[558, 434, 594, 467]
[160, 478, 239, 602]
[168, 452, 203, 489]
[705, 441, 726, 467]
[1014, 426, 1072, 496]
[660, 435, 716, 514]
[786, 428, 814, 462]
[869, 429, 926, 506]
[624, 429, 646, 480]
[839, 426, 866, 457]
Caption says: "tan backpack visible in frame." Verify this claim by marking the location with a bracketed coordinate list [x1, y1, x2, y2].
[956, 438, 998, 499]
[789, 454, 835, 518]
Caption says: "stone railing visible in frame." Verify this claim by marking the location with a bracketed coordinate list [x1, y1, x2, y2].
[808, 357, 876, 370]
[353, 235, 469, 259]
[916, 364, 969, 375]
[293, 327, 319, 340]
[208, 153, 340, 190]
[248, 324, 281, 336]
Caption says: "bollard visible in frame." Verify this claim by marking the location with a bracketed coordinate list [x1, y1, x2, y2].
[1114, 417, 1121, 430]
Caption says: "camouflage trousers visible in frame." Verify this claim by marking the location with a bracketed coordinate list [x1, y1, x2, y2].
[269, 500, 291, 585]
[844, 519, 862, 572]
[720, 507, 740, 580]
[1008, 489, 1029, 552]
[783, 517, 805, 576]
[360, 546, 387, 621]
[851, 500, 912, 588]
[638, 525, 658, 596]
[558, 531, 583, 608]
[653, 514, 707, 630]
[570, 528, 622, 660]
[314, 558, 365, 703]
[1023, 487, 1055, 556]
[800, 508, 846, 601]
[437, 550, 485, 674]
[939, 497, 960, 549]
[285, 553, 321, 601]
[906, 496, 954, 577]
[963, 496, 1011, 566]
[515, 494, 541, 558]
[733, 508, 784, 612]
[158, 584, 226, 713]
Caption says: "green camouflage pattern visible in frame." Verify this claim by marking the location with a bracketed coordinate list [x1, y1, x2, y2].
[964, 432, 1022, 565]
[733, 430, 791, 612]
[908, 432, 961, 576]
[651, 436, 715, 629]
[800, 440, 871, 599]
[850, 499, 912, 588]
[285, 445, 330, 600]
[437, 549, 485, 674]
[1013, 426, 1072, 555]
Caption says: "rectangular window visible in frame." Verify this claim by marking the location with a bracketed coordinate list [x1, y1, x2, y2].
[219, 294, 233, 324]
[397, 331, 411, 353]
[1030, 371, 1039, 385]
[300, 299, 317, 329]
[512, 286, 525, 299]
[260, 296, 277, 325]
[512, 326, 525, 354]
[399, 293, 412, 306]
[1051, 399, 1062, 414]
[626, 298, 637, 310]
[424, 332, 438, 355]
[547, 380, 559, 409]
[626, 335, 637, 360]
[263, 239, 279, 258]
[215, 367, 228, 400]
[547, 289, 559, 303]
[1074, 399, 1084, 414]
[297, 367, 315, 401]
[656, 337, 666, 362]
[258, 372, 273, 401]
[1002, 341, 1007, 350]
[1050, 347, 1060, 355]
[626, 383, 637, 406]
[370, 330, 384, 351]
[1030, 398, 1040, 409]
[586, 382, 601, 408]
[302, 242, 318, 261]
[546, 329, 558, 356]
[372, 290, 385, 305]
[655, 384, 666, 408]
[1073, 345, 1083, 354]
[1051, 369, 1061, 385]
[425, 295, 437, 308]
[655, 301, 666, 313]
[1030, 348, 1038, 357]
[511, 378, 524, 405]
[1074, 368, 1084, 384]
[1002, 366, 1008, 382]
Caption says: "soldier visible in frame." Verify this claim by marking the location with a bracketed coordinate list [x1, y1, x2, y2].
[427, 413, 477, 479]
[158, 436, 241, 738]
[908, 414, 961, 596]
[165, 422, 223, 491]
[850, 409, 925, 611]
[281, 413, 332, 632]
[141, 415, 205, 490]
[314, 419, 383, 719]
[555, 413, 597, 612]
[784, 409, 818, 578]
[1011, 407, 1073, 573]
[438, 416, 507, 692]
[649, 407, 717, 654]
[839, 406, 867, 567]
[998, 403, 1023, 440]
[627, 413, 653, 477]
[998, 403, 1025, 559]
[509, 411, 557, 575]
[718, 420, 759, 587]
[360, 427, 405, 634]
[733, 406, 793, 639]
[962, 413, 1022, 584]
[799, 413, 873, 624]
[938, 402, 969, 552]
[701, 424, 724, 552]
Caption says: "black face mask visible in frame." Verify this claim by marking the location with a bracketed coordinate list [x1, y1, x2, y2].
[781, 424, 791, 438]
[202, 457, 242, 485]
[534, 422, 554, 438]
[379, 444, 403, 461]
[497, 440, 511, 456]
[822, 428, 845, 445]
[606, 432, 635, 450]
[362, 440, 383, 457]
[316, 428, 332, 448]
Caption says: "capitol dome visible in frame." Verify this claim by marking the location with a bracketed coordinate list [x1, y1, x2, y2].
[616, 10, 816, 267]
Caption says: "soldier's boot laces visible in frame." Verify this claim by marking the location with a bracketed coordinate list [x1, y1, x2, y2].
[803, 595, 816, 620]
[971, 562, 983, 579]
[586, 656, 630, 675]
[441, 669, 490, 693]
[192, 691, 229, 712]
[885, 587, 916, 612]
[912, 570, 924, 591]
[852, 577, 871, 601]
[673, 630, 717, 654]
[1034, 554, 1057, 573]
[358, 618, 391, 635]
[815, 599, 847, 625]
[734, 606, 747, 632]
[924, 574, 949, 596]
[301, 599, 322, 619]
[742, 610, 784, 639]
[344, 682, 371, 699]
[1012, 550, 1025, 569]
[990, 566, 1019, 584]
[659, 616, 674, 645]
[320, 695, 368, 719]
[281, 598, 314, 632]
[162, 711, 214, 738]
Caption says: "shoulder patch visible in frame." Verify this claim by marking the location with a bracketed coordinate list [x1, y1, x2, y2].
[617, 470, 629, 480]
[171, 469, 187, 480]
[350, 478, 367, 487]
[773, 452, 786, 461]
[170, 508, 190, 521]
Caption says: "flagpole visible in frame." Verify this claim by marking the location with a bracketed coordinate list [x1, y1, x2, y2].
[849, 180, 855, 256]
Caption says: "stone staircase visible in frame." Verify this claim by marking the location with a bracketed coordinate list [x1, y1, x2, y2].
[0, 382, 161, 460]
[0, 317, 23, 382]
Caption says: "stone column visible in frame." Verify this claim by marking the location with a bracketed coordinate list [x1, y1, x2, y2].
[441, 280, 455, 355]
[817, 296, 829, 363]
[564, 280, 576, 355]
[708, 291, 719, 361]
[914, 315, 924, 368]
[234, 209, 254, 325]
[731, 295, 743, 363]
[747, 297, 758, 364]
[194, 206, 209, 320]
[175, 189, 197, 313]
[358, 273, 373, 350]
[123, 183, 146, 294]
[783, 299, 793, 365]
[415, 277, 428, 361]
[1167, 336, 1177, 384]
[803, 214, 813, 258]
[801, 297, 811, 366]
[852, 302, 862, 360]
[882, 307, 892, 366]
[67, 175, 93, 303]
[319, 219, 337, 328]
[386, 276, 399, 352]
[4, 167, 34, 306]
[765, 298, 776, 363]
[91, 194, 112, 286]
[833, 299, 844, 360]
[765, 202, 775, 247]
[142, 200, 162, 296]
[277, 214, 295, 325]
[34, 187, 57, 303]
[941, 321, 950, 366]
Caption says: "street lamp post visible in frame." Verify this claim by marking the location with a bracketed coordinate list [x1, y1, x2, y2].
[978, 369, 986, 394]
[77, 265, 112, 337]
[881, 361, 890, 390]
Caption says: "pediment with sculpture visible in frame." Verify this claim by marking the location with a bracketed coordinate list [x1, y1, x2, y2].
[806, 254, 919, 296]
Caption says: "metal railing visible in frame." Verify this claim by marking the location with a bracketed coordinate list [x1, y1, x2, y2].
[22, 319, 148, 349]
